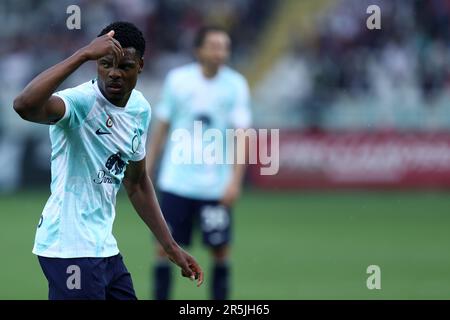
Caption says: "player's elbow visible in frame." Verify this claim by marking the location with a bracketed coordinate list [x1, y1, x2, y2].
[123, 178, 139, 198]
[13, 94, 36, 120]
[13, 95, 30, 119]
[123, 174, 149, 198]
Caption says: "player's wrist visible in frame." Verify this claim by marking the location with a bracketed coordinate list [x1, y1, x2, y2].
[230, 178, 242, 191]
[75, 47, 93, 63]
[162, 240, 179, 255]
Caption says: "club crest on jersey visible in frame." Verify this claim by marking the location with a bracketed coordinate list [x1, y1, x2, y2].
[131, 129, 141, 154]
[106, 116, 113, 128]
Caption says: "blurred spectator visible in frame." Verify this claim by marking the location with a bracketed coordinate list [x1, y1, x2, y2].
[255, 0, 450, 131]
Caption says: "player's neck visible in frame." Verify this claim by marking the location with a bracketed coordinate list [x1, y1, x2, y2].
[201, 64, 220, 79]
[108, 93, 131, 108]
[98, 83, 131, 108]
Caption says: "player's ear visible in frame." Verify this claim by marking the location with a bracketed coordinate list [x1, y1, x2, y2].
[138, 57, 144, 74]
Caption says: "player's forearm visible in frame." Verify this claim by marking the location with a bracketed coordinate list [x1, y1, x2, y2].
[145, 141, 160, 178]
[13, 50, 88, 115]
[146, 121, 169, 176]
[232, 131, 248, 186]
[126, 176, 178, 252]
[232, 163, 246, 187]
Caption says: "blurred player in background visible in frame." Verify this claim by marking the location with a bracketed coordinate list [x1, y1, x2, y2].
[147, 26, 252, 300]
[13, 21, 203, 300]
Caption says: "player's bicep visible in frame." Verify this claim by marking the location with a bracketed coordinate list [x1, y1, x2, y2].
[152, 119, 170, 144]
[124, 158, 147, 189]
[16, 95, 66, 125]
[43, 96, 67, 125]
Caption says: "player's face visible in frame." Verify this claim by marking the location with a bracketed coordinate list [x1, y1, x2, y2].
[96, 47, 143, 106]
[197, 31, 230, 69]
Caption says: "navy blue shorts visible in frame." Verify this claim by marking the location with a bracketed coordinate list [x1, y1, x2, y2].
[37, 253, 137, 300]
[160, 191, 232, 248]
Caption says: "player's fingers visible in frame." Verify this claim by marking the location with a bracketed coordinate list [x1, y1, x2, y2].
[179, 259, 195, 278]
[191, 264, 204, 287]
[219, 195, 226, 206]
[181, 265, 194, 279]
[110, 45, 122, 66]
[197, 270, 204, 287]
[111, 38, 124, 56]
[111, 37, 122, 49]
[220, 196, 231, 207]
[186, 258, 203, 286]
[106, 30, 115, 38]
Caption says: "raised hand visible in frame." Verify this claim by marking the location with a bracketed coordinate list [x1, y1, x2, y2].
[80, 30, 124, 63]
[13, 31, 125, 124]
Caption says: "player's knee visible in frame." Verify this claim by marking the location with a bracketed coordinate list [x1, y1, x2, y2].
[211, 245, 229, 263]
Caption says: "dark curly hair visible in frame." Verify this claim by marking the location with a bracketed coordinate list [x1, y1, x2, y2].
[98, 21, 145, 58]
[194, 25, 228, 49]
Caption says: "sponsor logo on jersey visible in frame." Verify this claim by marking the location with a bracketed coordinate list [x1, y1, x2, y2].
[105, 152, 126, 175]
[93, 152, 126, 185]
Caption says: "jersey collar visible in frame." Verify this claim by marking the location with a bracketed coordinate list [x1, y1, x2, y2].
[92, 79, 131, 112]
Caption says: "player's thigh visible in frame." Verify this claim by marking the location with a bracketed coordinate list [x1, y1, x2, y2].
[159, 191, 196, 246]
[37, 256, 107, 300]
[198, 201, 232, 249]
[105, 254, 137, 300]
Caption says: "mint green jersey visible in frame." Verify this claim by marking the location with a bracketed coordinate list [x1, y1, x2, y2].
[156, 63, 252, 200]
[32, 80, 151, 258]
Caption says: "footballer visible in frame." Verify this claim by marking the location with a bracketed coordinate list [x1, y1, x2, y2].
[13, 21, 203, 300]
[147, 26, 251, 300]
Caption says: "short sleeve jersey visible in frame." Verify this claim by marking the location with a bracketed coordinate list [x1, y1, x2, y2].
[32, 80, 151, 258]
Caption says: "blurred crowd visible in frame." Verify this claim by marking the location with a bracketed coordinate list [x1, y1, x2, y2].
[256, 0, 450, 131]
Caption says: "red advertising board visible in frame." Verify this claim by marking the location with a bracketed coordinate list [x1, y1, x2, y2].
[250, 131, 450, 189]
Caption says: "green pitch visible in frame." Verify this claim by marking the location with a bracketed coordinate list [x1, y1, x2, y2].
[1, 189, 450, 299]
